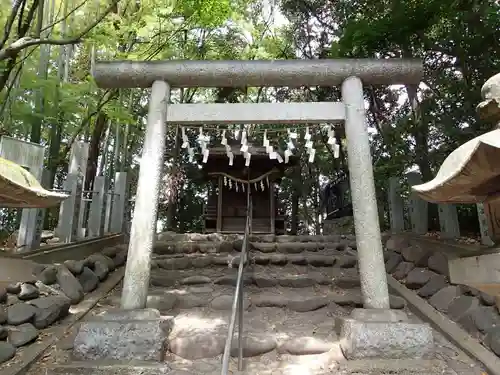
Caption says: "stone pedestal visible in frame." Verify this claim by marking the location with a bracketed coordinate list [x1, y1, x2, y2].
[338, 309, 433, 359]
[73, 309, 172, 361]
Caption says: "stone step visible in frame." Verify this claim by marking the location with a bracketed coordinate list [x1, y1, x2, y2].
[153, 240, 357, 256]
[156, 231, 357, 244]
[42, 361, 172, 375]
[149, 266, 361, 289]
[101, 286, 406, 312]
[152, 252, 358, 270]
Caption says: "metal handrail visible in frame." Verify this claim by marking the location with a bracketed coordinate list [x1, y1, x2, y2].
[221, 187, 251, 374]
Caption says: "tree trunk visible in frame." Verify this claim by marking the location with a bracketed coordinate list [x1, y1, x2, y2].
[84, 112, 108, 191]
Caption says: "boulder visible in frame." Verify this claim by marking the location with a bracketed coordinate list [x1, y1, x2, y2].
[392, 261, 414, 280]
[38, 266, 58, 285]
[77, 267, 100, 293]
[417, 275, 448, 298]
[385, 252, 403, 273]
[0, 342, 16, 364]
[405, 268, 437, 290]
[56, 266, 84, 304]
[427, 252, 449, 276]
[8, 322, 39, 347]
[401, 245, 431, 267]
[28, 295, 71, 329]
[385, 235, 410, 252]
[429, 285, 461, 313]
[18, 283, 40, 301]
[63, 260, 84, 275]
[6, 303, 37, 325]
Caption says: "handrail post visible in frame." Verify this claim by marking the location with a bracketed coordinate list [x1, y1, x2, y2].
[220, 184, 251, 375]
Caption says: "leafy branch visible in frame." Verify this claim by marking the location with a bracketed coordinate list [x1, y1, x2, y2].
[0, 0, 122, 61]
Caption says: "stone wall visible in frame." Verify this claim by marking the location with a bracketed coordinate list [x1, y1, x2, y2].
[0, 245, 128, 365]
[384, 235, 500, 359]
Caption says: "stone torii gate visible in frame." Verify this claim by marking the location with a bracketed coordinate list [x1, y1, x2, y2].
[89, 59, 432, 359]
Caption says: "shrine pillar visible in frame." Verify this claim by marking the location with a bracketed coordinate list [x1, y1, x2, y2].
[121, 81, 170, 310]
[342, 76, 390, 309]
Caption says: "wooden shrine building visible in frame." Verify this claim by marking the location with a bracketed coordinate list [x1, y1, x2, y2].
[201, 141, 297, 234]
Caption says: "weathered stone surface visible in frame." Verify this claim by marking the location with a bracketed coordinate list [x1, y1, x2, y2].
[252, 243, 276, 253]
[8, 322, 39, 347]
[38, 266, 58, 285]
[392, 261, 415, 280]
[287, 297, 329, 312]
[144, 294, 177, 311]
[6, 283, 21, 295]
[460, 306, 500, 334]
[56, 266, 84, 304]
[268, 254, 287, 265]
[339, 310, 433, 359]
[480, 292, 496, 306]
[113, 252, 127, 268]
[6, 295, 20, 306]
[191, 257, 213, 268]
[390, 296, 406, 309]
[180, 275, 212, 285]
[176, 294, 210, 309]
[73, 309, 169, 361]
[0, 287, 6, 303]
[308, 255, 335, 267]
[0, 326, 7, 340]
[230, 335, 276, 357]
[0, 342, 16, 364]
[336, 256, 357, 268]
[188, 286, 214, 294]
[210, 295, 250, 311]
[427, 252, 449, 276]
[286, 255, 307, 265]
[63, 260, 84, 275]
[150, 273, 177, 287]
[417, 275, 448, 298]
[93, 261, 109, 281]
[77, 267, 100, 293]
[18, 283, 39, 300]
[385, 235, 410, 252]
[252, 274, 277, 288]
[277, 243, 306, 254]
[28, 295, 71, 329]
[197, 243, 218, 254]
[447, 295, 480, 321]
[169, 333, 225, 359]
[278, 275, 315, 288]
[218, 241, 234, 253]
[460, 285, 480, 296]
[429, 285, 461, 313]
[232, 239, 244, 252]
[252, 293, 288, 308]
[385, 252, 403, 273]
[0, 306, 6, 324]
[7, 303, 37, 325]
[277, 337, 332, 355]
[405, 268, 437, 290]
[253, 255, 270, 265]
[401, 245, 430, 267]
[484, 328, 500, 356]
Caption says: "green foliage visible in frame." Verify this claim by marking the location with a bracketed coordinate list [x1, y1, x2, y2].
[1, 0, 499, 236]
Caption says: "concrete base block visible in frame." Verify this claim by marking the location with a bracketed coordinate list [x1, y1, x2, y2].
[73, 309, 173, 361]
[338, 308, 433, 359]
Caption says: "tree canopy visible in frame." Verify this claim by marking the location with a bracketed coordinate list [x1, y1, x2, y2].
[0, 0, 498, 237]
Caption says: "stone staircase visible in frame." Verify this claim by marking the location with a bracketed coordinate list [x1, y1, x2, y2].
[31, 233, 487, 375]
